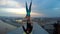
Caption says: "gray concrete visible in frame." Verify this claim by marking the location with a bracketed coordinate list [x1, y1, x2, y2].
[7, 22, 49, 34]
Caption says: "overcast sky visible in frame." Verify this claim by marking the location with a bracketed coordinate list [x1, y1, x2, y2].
[0, 0, 60, 17]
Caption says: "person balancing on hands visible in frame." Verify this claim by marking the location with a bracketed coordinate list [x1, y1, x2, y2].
[22, 0, 33, 34]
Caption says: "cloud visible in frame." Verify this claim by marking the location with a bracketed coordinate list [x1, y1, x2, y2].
[53, 8, 60, 10]
[0, 0, 37, 8]
[0, 8, 44, 17]
[0, 0, 22, 8]
[1, 0, 57, 17]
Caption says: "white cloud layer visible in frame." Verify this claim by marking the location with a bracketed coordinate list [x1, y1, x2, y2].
[0, 8, 44, 17]
[0, 0, 44, 17]
[0, 0, 22, 8]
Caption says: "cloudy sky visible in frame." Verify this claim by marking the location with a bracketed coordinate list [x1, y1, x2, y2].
[0, 0, 60, 17]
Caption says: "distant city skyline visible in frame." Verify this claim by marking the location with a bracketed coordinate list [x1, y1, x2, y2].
[0, 0, 60, 17]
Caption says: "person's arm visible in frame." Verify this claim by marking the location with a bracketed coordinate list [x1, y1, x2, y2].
[22, 26, 27, 33]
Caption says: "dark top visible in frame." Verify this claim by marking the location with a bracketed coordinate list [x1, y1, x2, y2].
[22, 20, 33, 34]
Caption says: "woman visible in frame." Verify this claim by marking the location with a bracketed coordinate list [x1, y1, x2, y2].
[22, 1, 33, 34]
